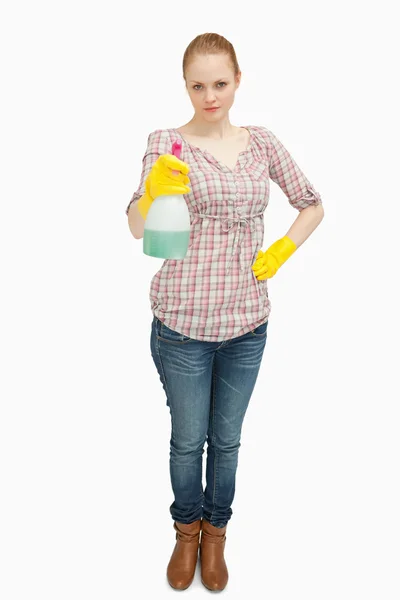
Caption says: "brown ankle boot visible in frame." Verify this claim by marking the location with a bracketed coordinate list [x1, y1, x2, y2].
[200, 519, 229, 591]
[167, 519, 202, 590]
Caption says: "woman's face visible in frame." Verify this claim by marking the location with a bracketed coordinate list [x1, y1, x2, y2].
[184, 53, 241, 122]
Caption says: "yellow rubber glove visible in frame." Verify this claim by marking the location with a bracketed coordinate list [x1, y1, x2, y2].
[137, 154, 191, 220]
[252, 236, 297, 280]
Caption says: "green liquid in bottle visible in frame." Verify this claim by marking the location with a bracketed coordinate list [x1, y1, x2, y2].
[143, 229, 190, 259]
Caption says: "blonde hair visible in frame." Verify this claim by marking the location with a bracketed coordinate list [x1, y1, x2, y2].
[182, 33, 240, 82]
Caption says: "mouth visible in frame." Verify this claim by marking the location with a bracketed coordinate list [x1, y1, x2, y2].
[205, 107, 219, 111]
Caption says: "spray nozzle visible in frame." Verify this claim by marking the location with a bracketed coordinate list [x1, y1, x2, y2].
[171, 140, 182, 176]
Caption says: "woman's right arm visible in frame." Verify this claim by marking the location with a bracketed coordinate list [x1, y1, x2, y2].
[126, 131, 159, 240]
[127, 198, 145, 239]
[126, 130, 191, 239]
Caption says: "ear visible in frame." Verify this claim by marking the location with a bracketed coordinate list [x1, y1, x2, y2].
[235, 71, 242, 89]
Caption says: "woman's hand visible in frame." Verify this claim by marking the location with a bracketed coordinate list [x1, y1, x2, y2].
[251, 236, 297, 279]
[138, 154, 191, 220]
[145, 154, 191, 201]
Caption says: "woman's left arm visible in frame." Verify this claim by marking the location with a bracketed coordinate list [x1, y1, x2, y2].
[252, 204, 324, 280]
[251, 127, 324, 280]
[285, 202, 324, 248]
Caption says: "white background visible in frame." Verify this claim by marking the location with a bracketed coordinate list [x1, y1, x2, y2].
[1, 0, 399, 598]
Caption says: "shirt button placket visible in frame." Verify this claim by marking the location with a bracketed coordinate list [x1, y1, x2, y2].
[234, 175, 240, 203]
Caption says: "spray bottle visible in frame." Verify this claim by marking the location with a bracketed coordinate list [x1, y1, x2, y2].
[143, 140, 190, 259]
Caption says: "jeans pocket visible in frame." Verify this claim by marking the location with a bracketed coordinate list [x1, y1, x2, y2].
[250, 320, 268, 336]
[155, 317, 193, 344]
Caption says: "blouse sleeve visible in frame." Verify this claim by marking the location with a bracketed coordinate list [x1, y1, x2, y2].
[264, 127, 322, 210]
[125, 130, 169, 216]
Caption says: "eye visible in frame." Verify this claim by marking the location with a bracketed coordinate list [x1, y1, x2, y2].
[192, 82, 227, 91]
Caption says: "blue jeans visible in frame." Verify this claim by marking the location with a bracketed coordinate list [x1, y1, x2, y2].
[150, 315, 268, 528]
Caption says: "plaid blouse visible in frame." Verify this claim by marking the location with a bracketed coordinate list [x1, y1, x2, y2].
[126, 125, 322, 342]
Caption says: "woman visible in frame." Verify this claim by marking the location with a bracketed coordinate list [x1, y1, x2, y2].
[126, 32, 324, 591]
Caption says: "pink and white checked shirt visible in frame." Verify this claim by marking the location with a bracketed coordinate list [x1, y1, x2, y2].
[126, 125, 322, 342]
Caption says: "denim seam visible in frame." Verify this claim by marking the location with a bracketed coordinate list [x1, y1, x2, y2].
[155, 323, 173, 411]
[210, 362, 218, 523]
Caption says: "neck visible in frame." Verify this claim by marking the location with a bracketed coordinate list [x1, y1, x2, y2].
[184, 115, 238, 139]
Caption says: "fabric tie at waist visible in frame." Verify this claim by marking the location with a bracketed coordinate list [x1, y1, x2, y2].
[191, 211, 265, 294]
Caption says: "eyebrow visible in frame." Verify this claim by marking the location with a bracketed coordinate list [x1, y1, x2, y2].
[189, 78, 227, 83]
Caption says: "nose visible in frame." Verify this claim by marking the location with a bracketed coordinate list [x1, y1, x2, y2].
[205, 89, 217, 103]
